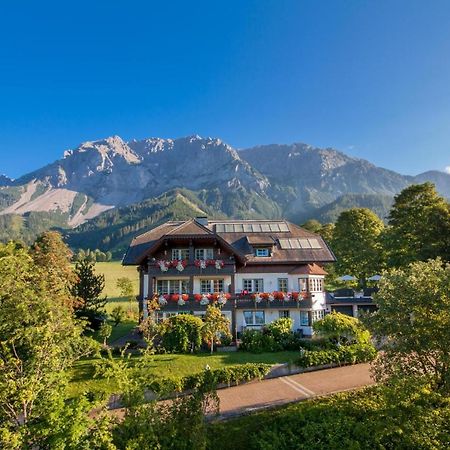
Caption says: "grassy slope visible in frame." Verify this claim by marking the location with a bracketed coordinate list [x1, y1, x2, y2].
[67, 351, 299, 398]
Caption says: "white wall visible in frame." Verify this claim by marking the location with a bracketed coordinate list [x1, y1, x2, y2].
[235, 272, 325, 295]
[235, 309, 313, 336]
[143, 274, 149, 319]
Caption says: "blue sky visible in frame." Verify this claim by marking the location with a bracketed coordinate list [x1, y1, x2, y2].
[1, 0, 450, 178]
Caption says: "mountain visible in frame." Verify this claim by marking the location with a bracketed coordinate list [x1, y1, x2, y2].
[1, 135, 449, 251]
[0, 175, 13, 186]
[413, 170, 450, 198]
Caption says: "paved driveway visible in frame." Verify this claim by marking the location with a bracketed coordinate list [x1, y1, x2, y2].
[217, 363, 374, 419]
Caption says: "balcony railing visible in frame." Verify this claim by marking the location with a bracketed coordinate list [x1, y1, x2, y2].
[146, 293, 313, 310]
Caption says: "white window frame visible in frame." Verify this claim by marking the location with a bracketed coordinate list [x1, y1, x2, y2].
[255, 248, 270, 257]
[298, 278, 308, 292]
[243, 310, 265, 326]
[277, 278, 288, 292]
[156, 279, 188, 294]
[194, 248, 214, 260]
[279, 310, 290, 319]
[171, 248, 189, 260]
[310, 278, 324, 293]
[311, 310, 325, 322]
[243, 279, 264, 293]
[200, 279, 224, 294]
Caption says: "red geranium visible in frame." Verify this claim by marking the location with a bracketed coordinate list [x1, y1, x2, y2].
[291, 292, 299, 301]
[194, 293, 202, 301]
[181, 294, 189, 301]
[171, 294, 179, 302]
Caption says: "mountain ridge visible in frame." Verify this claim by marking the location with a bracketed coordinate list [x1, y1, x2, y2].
[1, 134, 449, 250]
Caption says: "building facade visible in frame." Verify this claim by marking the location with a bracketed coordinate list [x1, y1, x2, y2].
[123, 217, 336, 337]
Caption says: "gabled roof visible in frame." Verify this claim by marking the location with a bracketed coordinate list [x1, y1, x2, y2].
[122, 218, 336, 265]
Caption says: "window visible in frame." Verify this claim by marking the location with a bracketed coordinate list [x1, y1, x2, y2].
[310, 278, 324, 292]
[200, 279, 224, 294]
[311, 310, 325, 322]
[277, 278, 288, 292]
[171, 248, 189, 260]
[300, 311, 309, 326]
[243, 279, 264, 293]
[156, 279, 188, 294]
[298, 278, 308, 292]
[255, 248, 270, 257]
[194, 248, 214, 260]
[243, 310, 265, 326]
[279, 310, 290, 319]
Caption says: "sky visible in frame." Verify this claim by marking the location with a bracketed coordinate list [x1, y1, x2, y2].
[1, 0, 450, 178]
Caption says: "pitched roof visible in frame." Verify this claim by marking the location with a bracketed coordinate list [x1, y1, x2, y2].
[122, 218, 336, 265]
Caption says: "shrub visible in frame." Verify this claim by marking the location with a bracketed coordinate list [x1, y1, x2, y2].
[313, 311, 371, 345]
[160, 314, 203, 353]
[148, 363, 271, 396]
[296, 343, 377, 368]
[240, 329, 280, 353]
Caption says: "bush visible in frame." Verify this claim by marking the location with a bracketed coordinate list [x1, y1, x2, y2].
[160, 314, 203, 353]
[296, 343, 377, 368]
[240, 329, 280, 353]
[148, 363, 272, 396]
[313, 312, 371, 345]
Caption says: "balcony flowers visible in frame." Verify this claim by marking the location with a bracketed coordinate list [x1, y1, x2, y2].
[157, 260, 170, 272]
[194, 259, 208, 269]
[252, 293, 263, 303]
[218, 293, 230, 305]
[215, 259, 224, 270]
[291, 292, 300, 301]
[200, 294, 210, 305]
[267, 293, 275, 302]
[181, 294, 189, 301]
[194, 293, 202, 302]
[273, 291, 285, 301]
[171, 259, 187, 272]
[158, 295, 168, 306]
[178, 297, 186, 306]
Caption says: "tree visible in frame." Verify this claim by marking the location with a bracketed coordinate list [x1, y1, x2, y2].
[331, 208, 385, 287]
[117, 277, 134, 299]
[30, 231, 77, 308]
[301, 219, 323, 233]
[71, 258, 107, 314]
[385, 182, 450, 267]
[313, 312, 370, 345]
[364, 259, 450, 392]
[202, 305, 231, 354]
[111, 305, 126, 327]
[160, 315, 204, 353]
[99, 322, 113, 347]
[0, 242, 98, 447]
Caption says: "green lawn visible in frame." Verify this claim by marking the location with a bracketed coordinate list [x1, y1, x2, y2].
[95, 261, 139, 298]
[94, 261, 140, 336]
[67, 351, 299, 398]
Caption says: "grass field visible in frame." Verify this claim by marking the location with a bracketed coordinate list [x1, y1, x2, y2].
[95, 261, 139, 298]
[67, 351, 299, 398]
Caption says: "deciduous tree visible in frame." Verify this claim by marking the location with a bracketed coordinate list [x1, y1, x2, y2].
[202, 305, 231, 354]
[331, 208, 385, 287]
[364, 259, 450, 392]
[385, 182, 450, 267]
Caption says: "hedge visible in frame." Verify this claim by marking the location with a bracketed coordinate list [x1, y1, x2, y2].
[148, 363, 272, 396]
[296, 344, 377, 368]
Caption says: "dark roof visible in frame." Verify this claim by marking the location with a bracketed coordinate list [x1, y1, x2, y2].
[122, 219, 336, 265]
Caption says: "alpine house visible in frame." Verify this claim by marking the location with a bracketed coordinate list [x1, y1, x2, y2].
[122, 217, 336, 337]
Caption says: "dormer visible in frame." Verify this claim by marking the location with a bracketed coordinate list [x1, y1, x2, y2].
[246, 236, 275, 257]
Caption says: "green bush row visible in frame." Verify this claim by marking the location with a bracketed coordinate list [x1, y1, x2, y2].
[296, 343, 377, 368]
[148, 363, 272, 396]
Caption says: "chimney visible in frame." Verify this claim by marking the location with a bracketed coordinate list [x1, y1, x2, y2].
[195, 216, 208, 227]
